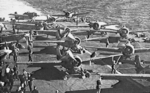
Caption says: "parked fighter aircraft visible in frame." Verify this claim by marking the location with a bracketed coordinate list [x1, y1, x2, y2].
[70, 22, 148, 38]
[33, 31, 84, 54]
[102, 26, 149, 39]
[13, 21, 66, 33]
[69, 21, 120, 38]
[9, 12, 39, 20]
[84, 33, 145, 47]
[52, 10, 89, 18]
[32, 27, 79, 40]
[86, 40, 150, 62]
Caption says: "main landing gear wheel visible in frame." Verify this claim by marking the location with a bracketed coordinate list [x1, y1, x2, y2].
[75, 37, 81, 45]
[74, 56, 82, 67]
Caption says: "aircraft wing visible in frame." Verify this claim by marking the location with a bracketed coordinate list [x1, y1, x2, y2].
[73, 12, 90, 17]
[71, 30, 90, 36]
[33, 40, 65, 43]
[92, 29, 118, 33]
[100, 73, 150, 80]
[104, 25, 120, 30]
[51, 14, 65, 17]
[83, 53, 122, 62]
[16, 53, 123, 64]
[15, 23, 36, 30]
[68, 25, 90, 28]
[9, 13, 28, 17]
[33, 30, 56, 36]
[1, 33, 27, 42]
[0, 41, 16, 45]
[86, 46, 120, 52]
[129, 31, 148, 34]
[135, 48, 150, 53]
[83, 36, 108, 42]
[15, 23, 35, 25]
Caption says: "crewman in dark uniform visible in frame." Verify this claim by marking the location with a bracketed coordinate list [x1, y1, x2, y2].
[11, 18, 16, 34]
[9, 69, 14, 91]
[111, 60, 116, 74]
[11, 43, 19, 63]
[27, 40, 33, 62]
[13, 65, 18, 80]
[28, 73, 33, 91]
[105, 38, 109, 47]
[134, 55, 143, 73]
[96, 76, 102, 93]
[14, 12, 19, 20]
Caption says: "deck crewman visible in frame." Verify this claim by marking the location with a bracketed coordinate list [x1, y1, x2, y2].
[96, 76, 102, 93]
[105, 38, 109, 47]
[27, 40, 33, 62]
[111, 59, 116, 74]
[134, 55, 143, 73]
[27, 73, 33, 92]
[12, 43, 19, 63]
[11, 18, 16, 34]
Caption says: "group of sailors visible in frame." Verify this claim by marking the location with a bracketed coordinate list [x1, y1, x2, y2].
[1, 38, 33, 65]
[0, 63, 39, 93]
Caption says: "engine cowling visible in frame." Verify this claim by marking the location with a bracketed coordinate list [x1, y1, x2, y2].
[122, 44, 135, 57]
[92, 22, 107, 30]
[65, 12, 70, 17]
[56, 45, 82, 71]
[74, 56, 82, 67]
[64, 12, 74, 18]
[119, 28, 129, 38]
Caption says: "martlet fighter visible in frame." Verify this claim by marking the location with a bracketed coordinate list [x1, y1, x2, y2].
[9, 12, 39, 21]
[86, 40, 150, 62]
[84, 32, 145, 47]
[69, 21, 120, 38]
[33, 30, 85, 54]
[71, 22, 148, 39]
[52, 10, 89, 18]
